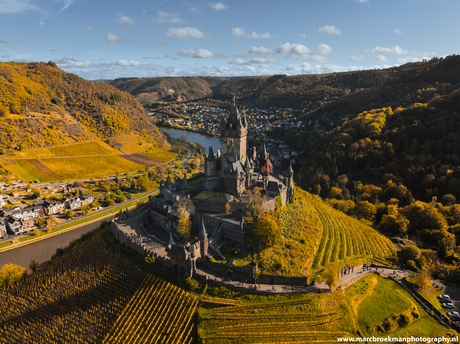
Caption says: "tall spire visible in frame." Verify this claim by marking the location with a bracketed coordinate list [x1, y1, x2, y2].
[169, 231, 174, 247]
[207, 144, 215, 162]
[199, 218, 207, 239]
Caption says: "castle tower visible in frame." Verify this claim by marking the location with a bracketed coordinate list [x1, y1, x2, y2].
[220, 96, 247, 170]
[205, 144, 216, 177]
[199, 218, 208, 259]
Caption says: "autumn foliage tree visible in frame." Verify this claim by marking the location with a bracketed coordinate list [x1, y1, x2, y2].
[0, 264, 26, 289]
[254, 213, 282, 247]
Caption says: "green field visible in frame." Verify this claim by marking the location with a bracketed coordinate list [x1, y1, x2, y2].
[49, 141, 119, 156]
[16, 159, 59, 181]
[141, 149, 178, 162]
[19, 148, 56, 158]
[346, 274, 449, 337]
[1, 140, 180, 182]
[5, 162, 39, 181]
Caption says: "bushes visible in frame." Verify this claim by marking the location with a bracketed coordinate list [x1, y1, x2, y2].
[0, 264, 26, 289]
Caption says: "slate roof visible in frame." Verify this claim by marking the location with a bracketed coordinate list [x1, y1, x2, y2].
[170, 244, 190, 258]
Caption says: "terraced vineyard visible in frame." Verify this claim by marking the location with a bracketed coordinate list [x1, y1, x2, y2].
[309, 196, 396, 269]
[0, 224, 147, 344]
[198, 293, 355, 343]
[103, 275, 198, 344]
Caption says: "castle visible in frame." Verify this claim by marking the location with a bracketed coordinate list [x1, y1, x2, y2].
[203, 97, 294, 202]
[124, 98, 294, 277]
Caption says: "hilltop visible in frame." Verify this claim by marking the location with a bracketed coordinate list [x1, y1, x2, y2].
[0, 62, 166, 155]
[109, 76, 238, 105]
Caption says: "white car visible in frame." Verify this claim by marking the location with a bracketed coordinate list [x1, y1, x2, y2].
[438, 295, 450, 300]
[443, 302, 454, 309]
[447, 311, 459, 317]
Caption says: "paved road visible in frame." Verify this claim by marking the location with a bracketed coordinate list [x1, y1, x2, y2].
[0, 216, 115, 272]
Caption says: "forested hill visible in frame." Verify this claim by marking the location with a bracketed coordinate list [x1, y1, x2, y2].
[109, 76, 236, 104]
[0, 61, 165, 154]
[108, 57, 453, 115]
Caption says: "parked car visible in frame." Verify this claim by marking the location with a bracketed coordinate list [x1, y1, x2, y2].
[438, 295, 451, 300]
[450, 315, 460, 321]
[455, 321, 460, 326]
[443, 302, 455, 309]
[447, 311, 459, 317]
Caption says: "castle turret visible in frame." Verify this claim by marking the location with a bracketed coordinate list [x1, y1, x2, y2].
[205, 145, 216, 176]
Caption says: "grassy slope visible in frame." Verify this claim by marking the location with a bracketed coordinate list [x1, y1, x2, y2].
[345, 274, 448, 338]
[254, 188, 396, 277]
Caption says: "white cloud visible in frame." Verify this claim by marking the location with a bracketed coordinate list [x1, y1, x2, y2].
[231, 27, 246, 37]
[249, 46, 275, 55]
[350, 55, 365, 61]
[277, 43, 310, 57]
[58, 0, 74, 13]
[232, 28, 271, 39]
[298, 33, 310, 39]
[285, 62, 361, 75]
[52, 55, 368, 80]
[276, 42, 327, 62]
[247, 31, 271, 39]
[152, 10, 187, 24]
[396, 56, 424, 64]
[315, 43, 332, 54]
[229, 58, 276, 66]
[357, 0, 368, 3]
[367, 45, 407, 55]
[392, 29, 402, 34]
[112, 16, 137, 25]
[38, 16, 45, 27]
[105, 33, 127, 43]
[0, 0, 39, 13]
[229, 58, 249, 65]
[318, 25, 341, 35]
[178, 48, 213, 58]
[248, 57, 276, 64]
[166, 27, 212, 39]
[210, 2, 228, 10]
[375, 55, 388, 62]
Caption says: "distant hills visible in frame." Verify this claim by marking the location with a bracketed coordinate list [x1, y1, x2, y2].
[0, 61, 165, 154]
[109, 76, 238, 104]
[108, 59, 444, 111]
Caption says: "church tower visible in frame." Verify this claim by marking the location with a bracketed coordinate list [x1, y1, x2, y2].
[220, 96, 247, 169]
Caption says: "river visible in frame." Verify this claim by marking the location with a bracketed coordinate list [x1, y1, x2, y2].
[161, 128, 221, 154]
[0, 216, 115, 272]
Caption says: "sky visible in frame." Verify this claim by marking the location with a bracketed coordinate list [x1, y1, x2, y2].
[0, 0, 458, 80]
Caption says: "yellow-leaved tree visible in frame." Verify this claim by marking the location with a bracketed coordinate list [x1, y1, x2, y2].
[0, 264, 26, 289]
[254, 213, 282, 247]
[177, 214, 191, 240]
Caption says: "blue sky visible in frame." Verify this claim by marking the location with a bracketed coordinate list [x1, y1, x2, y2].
[0, 0, 458, 80]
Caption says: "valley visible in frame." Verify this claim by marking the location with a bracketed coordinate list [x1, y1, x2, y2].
[2, 57, 460, 342]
